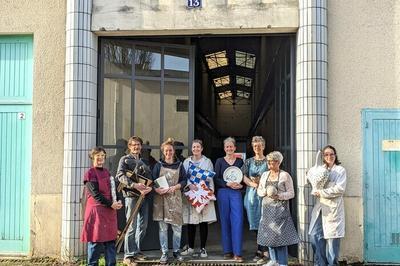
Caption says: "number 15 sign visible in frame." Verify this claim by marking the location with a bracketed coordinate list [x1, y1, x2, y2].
[187, 0, 202, 8]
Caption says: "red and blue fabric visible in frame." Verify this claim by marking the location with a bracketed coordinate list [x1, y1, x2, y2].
[188, 163, 215, 187]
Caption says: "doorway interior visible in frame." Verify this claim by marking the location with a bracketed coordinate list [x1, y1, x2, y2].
[97, 34, 297, 254]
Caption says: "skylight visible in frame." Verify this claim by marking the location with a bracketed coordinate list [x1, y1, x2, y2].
[235, 51, 256, 69]
[237, 90, 251, 99]
[205, 51, 228, 69]
[213, 75, 230, 87]
[236, 76, 252, 87]
[218, 90, 232, 99]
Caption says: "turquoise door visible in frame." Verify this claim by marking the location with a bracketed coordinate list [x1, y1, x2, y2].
[363, 109, 400, 263]
[0, 36, 32, 254]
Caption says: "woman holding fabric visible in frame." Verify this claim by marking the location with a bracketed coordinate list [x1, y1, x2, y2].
[242, 136, 268, 263]
[81, 146, 123, 266]
[182, 139, 217, 258]
[309, 145, 347, 266]
[152, 138, 187, 264]
[214, 137, 244, 263]
[257, 151, 299, 266]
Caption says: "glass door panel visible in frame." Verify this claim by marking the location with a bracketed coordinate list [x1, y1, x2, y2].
[164, 81, 189, 157]
[164, 47, 190, 79]
[100, 40, 193, 161]
[135, 46, 161, 77]
[134, 79, 161, 148]
[104, 41, 133, 75]
[102, 78, 132, 145]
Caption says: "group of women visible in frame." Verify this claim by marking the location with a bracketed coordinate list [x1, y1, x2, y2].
[81, 136, 346, 266]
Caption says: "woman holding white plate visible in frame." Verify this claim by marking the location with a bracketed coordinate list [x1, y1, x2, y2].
[214, 137, 244, 263]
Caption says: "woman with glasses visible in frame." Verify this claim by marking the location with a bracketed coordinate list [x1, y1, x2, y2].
[309, 145, 347, 266]
[257, 151, 299, 266]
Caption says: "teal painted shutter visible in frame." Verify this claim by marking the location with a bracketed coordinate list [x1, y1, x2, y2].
[363, 109, 400, 263]
[0, 35, 32, 254]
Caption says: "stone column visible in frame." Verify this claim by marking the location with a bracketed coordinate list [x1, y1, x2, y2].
[296, 0, 328, 264]
[61, 0, 98, 260]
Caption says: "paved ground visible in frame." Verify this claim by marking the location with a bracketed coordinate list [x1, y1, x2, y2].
[118, 242, 300, 266]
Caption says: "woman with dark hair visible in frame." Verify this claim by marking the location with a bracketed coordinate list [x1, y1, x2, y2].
[81, 146, 123, 266]
[214, 137, 244, 263]
[152, 138, 187, 264]
[309, 145, 347, 266]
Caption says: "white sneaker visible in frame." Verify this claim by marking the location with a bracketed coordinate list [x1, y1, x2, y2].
[181, 247, 194, 256]
[263, 260, 279, 266]
[200, 248, 208, 258]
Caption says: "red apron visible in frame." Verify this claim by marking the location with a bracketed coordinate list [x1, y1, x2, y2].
[81, 167, 118, 242]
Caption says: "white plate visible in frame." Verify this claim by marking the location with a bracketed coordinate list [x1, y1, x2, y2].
[223, 166, 243, 183]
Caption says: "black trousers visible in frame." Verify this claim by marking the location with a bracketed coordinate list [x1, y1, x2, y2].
[188, 222, 208, 249]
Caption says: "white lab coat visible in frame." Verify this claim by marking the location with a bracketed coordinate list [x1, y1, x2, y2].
[309, 164, 347, 239]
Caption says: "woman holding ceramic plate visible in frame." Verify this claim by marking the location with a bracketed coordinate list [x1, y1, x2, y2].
[214, 137, 244, 263]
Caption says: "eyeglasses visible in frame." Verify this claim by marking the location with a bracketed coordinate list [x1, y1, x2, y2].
[324, 153, 336, 157]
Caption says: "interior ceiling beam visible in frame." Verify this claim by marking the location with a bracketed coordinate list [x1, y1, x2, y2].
[208, 66, 255, 79]
[215, 84, 252, 93]
[198, 38, 260, 55]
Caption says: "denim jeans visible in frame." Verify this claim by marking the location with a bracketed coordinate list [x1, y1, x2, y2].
[87, 241, 116, 266]
[158, 221, 182, 253]
[268, 245, 288, 266]
[310, 212, 341, 266]
[124, 197, 149, 258]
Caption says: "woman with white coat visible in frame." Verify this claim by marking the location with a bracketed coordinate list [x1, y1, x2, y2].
[309, 145, 347, 266]
[182, 139, 217, 258]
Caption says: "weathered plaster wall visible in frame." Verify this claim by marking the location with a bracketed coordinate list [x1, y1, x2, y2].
[92, 0, 299, 35]
[0, 0, 66, 257]
[328, 0, 400, 262]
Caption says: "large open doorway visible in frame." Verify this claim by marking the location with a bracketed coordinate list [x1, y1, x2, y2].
[97, 34, 297, 255]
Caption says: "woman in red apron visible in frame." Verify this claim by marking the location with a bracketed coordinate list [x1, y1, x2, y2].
[81, 147, 123, 266]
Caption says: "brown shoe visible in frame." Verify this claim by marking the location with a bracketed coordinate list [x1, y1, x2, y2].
[224, 252, 233, 259]
[135, 252, 147, 261]
[234, 255, 244, 263]
[123, 257, 137, 266]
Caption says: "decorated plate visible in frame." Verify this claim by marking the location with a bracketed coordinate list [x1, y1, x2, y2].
[223, 166, 243, 183]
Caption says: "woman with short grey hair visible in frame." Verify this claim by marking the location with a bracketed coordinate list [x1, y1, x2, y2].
[214, 137, 245, 262]
[257, 151, 299, 266]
